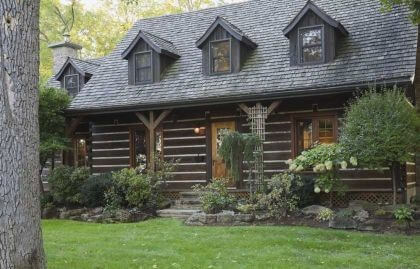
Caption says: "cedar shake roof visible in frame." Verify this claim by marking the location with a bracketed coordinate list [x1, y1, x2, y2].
[66, 0, 418, 114]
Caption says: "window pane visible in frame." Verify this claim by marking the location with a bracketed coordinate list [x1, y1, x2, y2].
[297, 120, 312, 154]
[132, 130, 147, 171]
[301, 28, 322, 46]
[65, 74, 79, 96]
[211, 40, 230, 73]
[138, 68, 151, 82]
[318, 119, 334, 144]
[75, 138, 87, 167]
[135, 52, 151, 68]
[302, 46, 322, 63]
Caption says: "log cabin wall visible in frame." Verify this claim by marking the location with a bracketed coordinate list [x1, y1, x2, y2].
[72, 92, 415, 202]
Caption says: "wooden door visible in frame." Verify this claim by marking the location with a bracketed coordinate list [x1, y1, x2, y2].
[211, 121, 236, 185]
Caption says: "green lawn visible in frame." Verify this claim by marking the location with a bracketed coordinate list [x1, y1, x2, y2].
[43, 219, 420, 269]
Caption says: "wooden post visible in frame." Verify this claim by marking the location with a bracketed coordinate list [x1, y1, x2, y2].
[136, 110, 171, 171]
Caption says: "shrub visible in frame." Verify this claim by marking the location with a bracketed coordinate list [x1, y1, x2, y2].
[80, 173, 114, 208]
[47, 165, 90, 207]
[316, 208, 334, 222]
[193, 179, 236, 214]
[394, 206, 414, 232]
[256, 172, 302, 218]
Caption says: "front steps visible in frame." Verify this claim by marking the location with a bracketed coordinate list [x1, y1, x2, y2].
[157, 192, 202, 220]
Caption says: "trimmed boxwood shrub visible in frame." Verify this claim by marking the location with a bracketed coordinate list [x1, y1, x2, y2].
[80, 173, 114, 208]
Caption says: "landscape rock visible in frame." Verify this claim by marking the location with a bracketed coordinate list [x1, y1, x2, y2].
[302, 205, 329, 216]
[329, 215, 357, 229]
[42, 207, 59, 219]
[66, 208, 88, 217]
[348, 200, 378, 212]
[217, 212, 234, 224]
[91, 207, 104, 215]
[357, 219, 381, 232]
[235, 214, 254, 223]
[255, 213, 271, 221]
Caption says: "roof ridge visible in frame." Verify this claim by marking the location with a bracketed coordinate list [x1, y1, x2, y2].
[70, 57, 101, 66]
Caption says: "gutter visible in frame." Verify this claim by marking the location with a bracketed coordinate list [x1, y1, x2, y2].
[65, 77, 413, 116]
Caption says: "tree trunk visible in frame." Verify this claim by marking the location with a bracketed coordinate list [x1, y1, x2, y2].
[391, 162, 400, 206]
[0, 1, 45, 268]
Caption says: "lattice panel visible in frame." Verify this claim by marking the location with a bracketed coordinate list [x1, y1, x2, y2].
[321, 192, 402, 207]
[231, 192, 250, 200]
[162, 192, 180, 201]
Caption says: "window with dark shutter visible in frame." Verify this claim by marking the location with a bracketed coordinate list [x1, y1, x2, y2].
[210, 39, 231, 74]
[298, 26, 324, 64]
[64, 74, 79, 97]
[135, 51, 152, 83]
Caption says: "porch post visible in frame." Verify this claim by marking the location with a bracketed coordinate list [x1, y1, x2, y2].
[136, 110, 171, 170]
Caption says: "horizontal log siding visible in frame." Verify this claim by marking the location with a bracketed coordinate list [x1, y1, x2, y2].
[163, 111, 208, 190]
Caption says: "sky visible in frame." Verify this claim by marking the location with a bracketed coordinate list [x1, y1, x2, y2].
[62, 0, 245, 11]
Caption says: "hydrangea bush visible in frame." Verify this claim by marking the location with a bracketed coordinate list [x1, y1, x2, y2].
[286, 143, 357, 195]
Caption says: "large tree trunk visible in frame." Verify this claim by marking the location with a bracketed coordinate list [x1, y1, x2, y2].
[0, 1, 45, 268]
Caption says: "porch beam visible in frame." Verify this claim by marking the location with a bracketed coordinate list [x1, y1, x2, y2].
[238, 103, 250, 115]
[153, 109, 172, 129]
[65, 116, 84, 137]
[267, 100, 282, 115]
[135, 112, 151, 129]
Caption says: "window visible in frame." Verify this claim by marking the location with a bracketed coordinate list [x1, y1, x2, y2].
[298, 26, 323, 64]
[294, 115, 337, 155]
[74, 138, 88, 167]
[210, 39, 231, 74]
[64, 74, 79, 97]
[135, 51, 152, 83]
[130, 129, 148, 171]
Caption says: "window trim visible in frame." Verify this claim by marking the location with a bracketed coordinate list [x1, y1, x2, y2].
[73, 135, 88, 168]
[291, 112, 338, 157]
[134, 50, 153, 84]
[297, 25, 325, 65]
[129, 127, 149, 168]
[64, 74, 80, 94]
[209, 38, 232, 75]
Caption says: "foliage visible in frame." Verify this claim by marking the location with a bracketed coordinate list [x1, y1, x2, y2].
[316, 208, 335, 222]
[193, 179, 236, 214]
[256, 173, 303, 218]
[48, 165, 90, 206]
[39, 86, 71, 172]
[394, 206, 414, 230]
[237, 203, 258, 214]
[380, 0, 420, 24]
[294, 174, 319, 208]
[218, 131, 261, 182]
[340, 87, 420, 169]
[288, 143, 354, 195]
[107, 158, 176, 211]
[80, 173, 114, 208]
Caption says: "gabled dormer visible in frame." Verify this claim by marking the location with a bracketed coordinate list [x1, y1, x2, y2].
[283, 1, 348, 66]
[55, 57, 98, 97]
[196, 16, 257, 76]
[122, 31, 180, 85]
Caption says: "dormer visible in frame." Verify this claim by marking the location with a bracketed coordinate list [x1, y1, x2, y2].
[122, 31, 180, 85]
[283, 1, 348, 66]
[55, 57, 98, 97]
[196, 16, 257, 76]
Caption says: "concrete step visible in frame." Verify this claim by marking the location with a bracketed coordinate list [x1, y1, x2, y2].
[157, 208, 201, 220]
[179, 192, 200, 199]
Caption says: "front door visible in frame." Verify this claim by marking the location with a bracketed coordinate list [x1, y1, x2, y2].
[211, 121, 236, 186]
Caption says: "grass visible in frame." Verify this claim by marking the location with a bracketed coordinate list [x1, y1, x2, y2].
[43, 219, 420, 269]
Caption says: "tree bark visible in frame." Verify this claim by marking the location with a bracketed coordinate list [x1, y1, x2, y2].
[0, 1, 45, 268]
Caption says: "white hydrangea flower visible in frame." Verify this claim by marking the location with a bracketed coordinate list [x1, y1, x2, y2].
[318, 164, 326, 172]
[350, 157, 358, 166]
[296, 165, 304, 172]
[341, 161, 348, 169]
[325, 160, 333, 171]
[286, 159, 293, 165]
[313, 166, 318, 172]
[289, 163, 297, 171]
[314, 186, 321, 193]
[324, 189, 330, 194]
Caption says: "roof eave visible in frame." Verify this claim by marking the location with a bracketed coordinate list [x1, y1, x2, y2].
[54, 58, 86, 80]
[122, 31, 180, 59]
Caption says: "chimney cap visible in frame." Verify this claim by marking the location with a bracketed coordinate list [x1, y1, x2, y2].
[48, 33, 82, 50]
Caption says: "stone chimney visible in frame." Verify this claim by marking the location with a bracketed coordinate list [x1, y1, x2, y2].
[48, 33, 82, 74]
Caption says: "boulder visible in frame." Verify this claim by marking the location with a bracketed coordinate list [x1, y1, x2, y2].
[217, 212, 234, 224]
[255, 213, 271, 221]
[348, 200, 378, 212]
[90, 207, 104, 215]
[235, 214, 254, 223]
[42, 207, 59, 219]
[80, 213, 90, 222]
[185, 214, 203, 226]
[357, 219, 381, 232]
[302, 205, 329, 216]
[329, 215, 357, 229]
[66, 208, 88, 217]
[353, 210, 369, 223]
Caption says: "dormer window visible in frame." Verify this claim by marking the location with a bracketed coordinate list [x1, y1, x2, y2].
[196, 16, 257, 76]
[64, 74, 79, 97]
[210, 39, 231, 74]
[122, 30, 180, 85]
[283, 1, 348, 66]
[299, 26, 323, 64]
[135, 51, 152, 83]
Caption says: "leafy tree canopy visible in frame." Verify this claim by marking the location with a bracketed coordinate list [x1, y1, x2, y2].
[39, 86, 71, 169]
[340, 87, 420, 169]
[380, 0, 420, 24]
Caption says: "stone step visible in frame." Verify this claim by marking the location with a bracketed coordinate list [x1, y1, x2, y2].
[179, 192, 200, 199]
[178, 198, 201, 205]
[157, 208, 201, 220]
